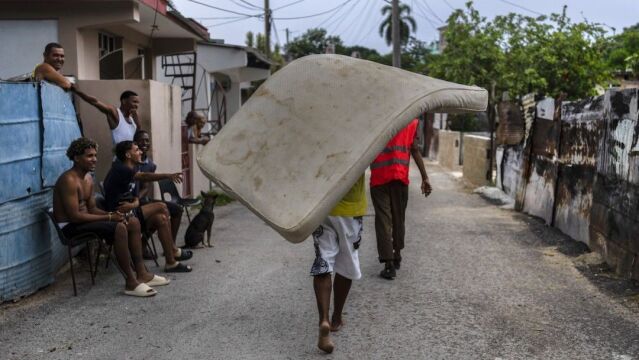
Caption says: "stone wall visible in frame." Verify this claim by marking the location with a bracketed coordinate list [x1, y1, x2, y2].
[462, 135, 491, 187]
[437, 130, 462, 170]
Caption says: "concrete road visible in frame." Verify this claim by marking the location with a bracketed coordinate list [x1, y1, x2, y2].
[1, 162, 639, 360]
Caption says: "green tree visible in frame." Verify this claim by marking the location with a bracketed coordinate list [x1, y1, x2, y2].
[245, 31, 254, 48]
[428, 3, 504, 96]
[284, 28, 345, 59]
[429, 2, 611, 100]
[606, 24, 639, 76]
[378, 4, 417, 46]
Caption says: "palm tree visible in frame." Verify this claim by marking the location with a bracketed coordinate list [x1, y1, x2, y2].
[379, 3, 417, 46]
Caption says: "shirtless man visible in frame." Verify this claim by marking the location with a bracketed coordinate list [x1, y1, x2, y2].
[33, 42, 73, 91]
[74, 89, 142, 144]
[53, 138, 170, 297]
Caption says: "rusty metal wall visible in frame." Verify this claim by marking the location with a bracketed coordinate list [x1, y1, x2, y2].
[521, 98, 559, 224]
[554, 96, 603, 244]
[496, 89, 639, 280]
[496, 101, 525, 145]
[590, 89, 639, 279]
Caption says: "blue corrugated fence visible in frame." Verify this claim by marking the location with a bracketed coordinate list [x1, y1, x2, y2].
[0, 81, 81, 302]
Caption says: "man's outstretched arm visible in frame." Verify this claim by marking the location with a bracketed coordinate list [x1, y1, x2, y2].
[73, 89, 119, 129]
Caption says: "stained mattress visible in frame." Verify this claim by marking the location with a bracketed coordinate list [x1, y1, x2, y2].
[198, 54, 488, 243]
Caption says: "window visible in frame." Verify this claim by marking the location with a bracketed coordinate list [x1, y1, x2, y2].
[98, 32, 121, 58]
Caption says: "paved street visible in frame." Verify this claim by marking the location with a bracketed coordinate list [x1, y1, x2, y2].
[1, 162, 639, 359]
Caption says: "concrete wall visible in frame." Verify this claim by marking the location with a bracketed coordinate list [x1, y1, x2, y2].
[0, 2, 138, 80]
[462, 135, 491, 187]
[437, 130, 462, 170]
[75, 80, 182, 193]
[0, 20, 58, 79]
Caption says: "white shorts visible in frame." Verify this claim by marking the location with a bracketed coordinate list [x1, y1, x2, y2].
[310, 216, 363, 280]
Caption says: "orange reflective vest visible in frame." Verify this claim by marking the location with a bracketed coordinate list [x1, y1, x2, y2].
[370, 119, 418, 187]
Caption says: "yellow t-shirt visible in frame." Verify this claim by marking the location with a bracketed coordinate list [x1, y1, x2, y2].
[330, 175, 367, 217]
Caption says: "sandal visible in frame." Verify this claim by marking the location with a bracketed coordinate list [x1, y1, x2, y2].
[124, 283, 157, 297]
[175, 249, 193, 261]
[165, 262, 192, 273]
[145, 275, 170, 287]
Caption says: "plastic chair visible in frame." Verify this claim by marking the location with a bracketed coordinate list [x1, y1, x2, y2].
[158, 179, 201, 221]
[43, 208, 104, 296]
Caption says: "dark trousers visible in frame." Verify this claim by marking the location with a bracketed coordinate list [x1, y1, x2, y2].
[370, 181, 408, 263]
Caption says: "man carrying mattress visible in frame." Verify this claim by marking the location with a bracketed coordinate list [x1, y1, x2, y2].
[370, 119, 432, 280]
[311, 175, 367, 354]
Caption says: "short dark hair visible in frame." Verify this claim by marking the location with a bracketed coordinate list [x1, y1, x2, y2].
[120, 90, 138, 102]
[133, 129, 149, 142]
[66, 137, 98, 161]
[44, 42, 63, 55]
[185, 111, 203, 126]
[114, 140, 135, 161]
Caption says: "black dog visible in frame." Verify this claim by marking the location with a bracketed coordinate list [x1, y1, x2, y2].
[184, 192, 218, 248]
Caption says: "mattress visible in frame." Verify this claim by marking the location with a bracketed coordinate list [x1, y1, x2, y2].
[198, 54, 488, 243]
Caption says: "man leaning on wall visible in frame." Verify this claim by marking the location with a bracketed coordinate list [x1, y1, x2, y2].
[33, 42, 74, 91]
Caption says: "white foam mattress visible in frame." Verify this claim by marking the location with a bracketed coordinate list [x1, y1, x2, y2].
[198, 54, 488, 243]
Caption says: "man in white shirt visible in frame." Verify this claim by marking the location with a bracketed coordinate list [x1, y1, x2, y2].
[74, 89, 142, 144]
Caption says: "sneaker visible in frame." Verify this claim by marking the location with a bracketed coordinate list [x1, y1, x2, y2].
[380, 266, 396, 280]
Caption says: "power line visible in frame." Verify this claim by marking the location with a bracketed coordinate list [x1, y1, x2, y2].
[205, 15, 254, 27]
[498, 0, 543, 16]
[349, 0, 375, 43]
[185, 0, 260, 17]
[330, 0, 365, 38]
[326, 0, 361, 36]
[441, 0, 455, 11]
[195, 16, 247, 20]
[237, 0, 262, 10]
[272, 18, 282, 46]
[414, 1, 440, 29]
[419, 0, 444, 22]
[314, 0, 352, 29]
[352, 0, 380, 44]
[272, 0, 355, 20]
[227, 0, 262, 11]
[273, 0, 306, 11]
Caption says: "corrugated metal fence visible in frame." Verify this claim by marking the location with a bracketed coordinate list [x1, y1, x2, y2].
[496, 88, 639, 280]
[0, 81, 81, 302]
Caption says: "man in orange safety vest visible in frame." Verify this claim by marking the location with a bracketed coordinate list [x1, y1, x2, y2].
[370, 119, 432, 280]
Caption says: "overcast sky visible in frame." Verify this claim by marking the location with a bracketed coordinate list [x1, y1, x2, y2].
[172, 0, 639, 53]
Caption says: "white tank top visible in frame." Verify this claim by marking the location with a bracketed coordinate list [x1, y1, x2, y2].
[111, 107, 137, 144]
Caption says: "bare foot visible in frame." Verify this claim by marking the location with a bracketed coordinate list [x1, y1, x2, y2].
[330, 317, 344, 332]
[318, 321, 334, 353]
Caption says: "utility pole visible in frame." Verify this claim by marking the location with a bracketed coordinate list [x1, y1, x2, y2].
[392, 0, 401, 68]
[285, 28, 290, 47]
[264, 0, 271, 58]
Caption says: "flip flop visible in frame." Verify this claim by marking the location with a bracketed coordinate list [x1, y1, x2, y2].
[174, 249, 193, 261]
[145, 275, 170, 287]
[165, 262, 193, 273]
[124, 283, 157, 297]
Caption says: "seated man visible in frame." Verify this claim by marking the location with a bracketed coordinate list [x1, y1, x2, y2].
[133, 130, 184, 247]
[103, 140, 193, 273]
[53, 137, 169, 297]
[185, 111, 210, 145]
[33, 42, 73, 91]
